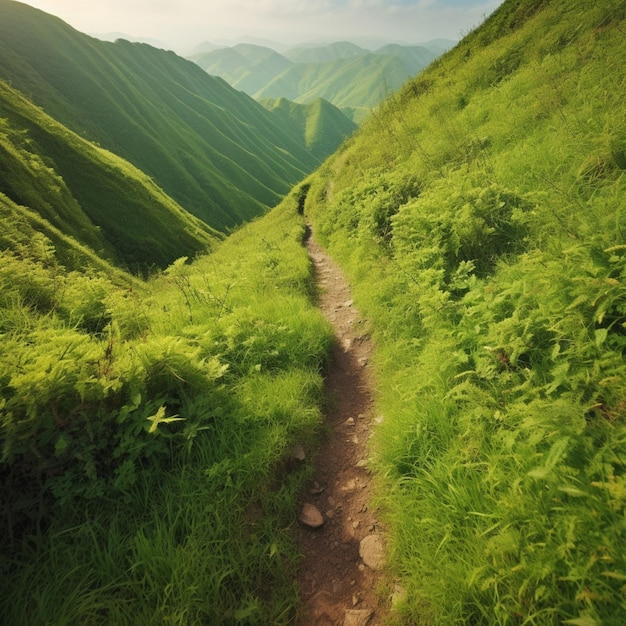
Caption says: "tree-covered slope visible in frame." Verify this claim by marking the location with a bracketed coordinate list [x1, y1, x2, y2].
[303, 0, 626, 623]
[0, 0, 324, 231]
[0, 81, 217, 272]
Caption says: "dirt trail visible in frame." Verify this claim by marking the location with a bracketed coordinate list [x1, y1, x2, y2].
[293, 232, 390, 626]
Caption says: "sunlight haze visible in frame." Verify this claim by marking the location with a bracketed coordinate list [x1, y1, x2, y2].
[21, 0, 505, 51]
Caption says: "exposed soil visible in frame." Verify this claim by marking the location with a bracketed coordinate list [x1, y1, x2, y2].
[293, 231, 390, 626]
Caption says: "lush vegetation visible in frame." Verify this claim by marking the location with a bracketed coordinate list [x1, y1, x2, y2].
[190, 41, 442, 123]
[259, 97, 357, 162]
[2, 0, 626, 624]
[0, 190, 333, 624]
[0, 0, 349, 232]
[304, 0, 626, 623]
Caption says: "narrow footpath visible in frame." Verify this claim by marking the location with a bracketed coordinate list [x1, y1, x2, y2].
[293, 231, 390, 626]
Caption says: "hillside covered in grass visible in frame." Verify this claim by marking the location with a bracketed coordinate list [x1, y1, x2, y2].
[259, 97, 358, 162]
[303, 0, 626, 623]
[0, 189, 333, 624]
[0, 0, 354, 233]
[0, 81, 218, 272]
[2, 0, 626, 624]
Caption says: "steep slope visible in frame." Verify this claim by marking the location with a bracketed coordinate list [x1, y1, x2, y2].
[303, 0, 626, 623]
[0, 0, 321, 231]
[0, 81, 217, 271]
[260, 97, 357, 162]
[0, 188, 334, 625]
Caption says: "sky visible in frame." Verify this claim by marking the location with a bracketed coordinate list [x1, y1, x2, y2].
[22, 0, 506, 52]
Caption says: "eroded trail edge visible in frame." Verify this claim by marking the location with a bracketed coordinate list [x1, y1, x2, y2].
[294, 232, 390, 626]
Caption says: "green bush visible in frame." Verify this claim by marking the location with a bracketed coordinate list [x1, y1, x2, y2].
[1, 196, 333, 624]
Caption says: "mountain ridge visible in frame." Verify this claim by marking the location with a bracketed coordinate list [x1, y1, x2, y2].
[189, 40, 443, 122]
[0, 0, 354, 234]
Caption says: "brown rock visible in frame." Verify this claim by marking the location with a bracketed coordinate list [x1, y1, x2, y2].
[290, 442, 306, 461]
[359, 534, 386, 570]
[299, 503, 324, 528]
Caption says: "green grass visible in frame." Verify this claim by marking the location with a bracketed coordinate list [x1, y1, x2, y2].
[2, 0, 626, 623]
[190, 42, 440, 125]
[304, 0, 626, 623]
[260, 97, 357, 162]
[0, 191, 333, 625]
[0, 80, 219, 273]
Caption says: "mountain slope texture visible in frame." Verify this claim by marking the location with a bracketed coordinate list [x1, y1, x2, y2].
[302, 0, 626, 623]
[0, 80, 218, 271]
[0, 0, 351, 234]
[259, 97, 357, 162]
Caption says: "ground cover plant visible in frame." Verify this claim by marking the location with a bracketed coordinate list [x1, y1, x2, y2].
[0, 191, 333, 625]
[304, 0, 626, 623]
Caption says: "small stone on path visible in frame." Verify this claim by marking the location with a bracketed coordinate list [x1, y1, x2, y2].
[391, 583, 408, 608]
[309, 481, 325, 495]
[359, 534, 386, 570]
[343, 608, 373, 626]
[299, 503, 324, 528]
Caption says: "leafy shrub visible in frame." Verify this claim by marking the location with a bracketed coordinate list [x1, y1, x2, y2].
[392, 182, 532, 286]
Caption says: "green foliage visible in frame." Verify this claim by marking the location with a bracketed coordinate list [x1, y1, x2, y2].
[260, 97, 357, 162]
[0, 193, 333, 624]
[191, 41, 442, 125]
[304, 0, 626, 623]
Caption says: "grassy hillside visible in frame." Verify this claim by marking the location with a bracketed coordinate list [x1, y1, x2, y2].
[3, 0, 626, 624]
[260, 97, 357, 162]
[0, 80, 218, 272]
[0, 0, 326, 231]
[0, 190, 333, 625]
[190, 42, 439, 123]
[303, 0, 626, 623]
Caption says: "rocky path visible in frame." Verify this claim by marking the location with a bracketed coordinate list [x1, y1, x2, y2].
[293, 232, 390, 626]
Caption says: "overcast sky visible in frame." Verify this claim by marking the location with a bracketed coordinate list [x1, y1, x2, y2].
[22, 0, 506, 51]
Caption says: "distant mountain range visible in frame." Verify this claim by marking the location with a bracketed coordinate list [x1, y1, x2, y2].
[188, 40, 454, 122]
[0, 0, 356, 270]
